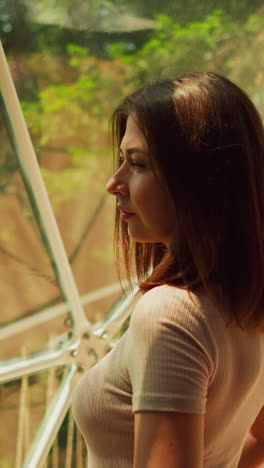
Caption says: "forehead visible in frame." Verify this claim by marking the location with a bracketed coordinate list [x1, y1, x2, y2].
[120, 115, 147, 150]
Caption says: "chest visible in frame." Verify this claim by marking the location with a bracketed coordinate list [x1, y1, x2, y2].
[71, 334, 134, 443]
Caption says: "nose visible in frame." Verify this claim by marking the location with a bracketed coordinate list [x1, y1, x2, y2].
[106, 172, 128, 196]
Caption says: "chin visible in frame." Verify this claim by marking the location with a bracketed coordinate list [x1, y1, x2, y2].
[128, 233, 161, 244]
[128, 228, 167, 244]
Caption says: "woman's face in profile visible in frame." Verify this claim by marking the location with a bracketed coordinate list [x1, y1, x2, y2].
[106, 115, 176, 247]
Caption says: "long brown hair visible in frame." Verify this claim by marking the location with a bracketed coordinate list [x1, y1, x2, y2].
[110, 72, 264, 330]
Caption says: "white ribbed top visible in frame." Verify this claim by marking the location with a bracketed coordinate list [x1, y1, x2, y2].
[72, 285, 264, 467]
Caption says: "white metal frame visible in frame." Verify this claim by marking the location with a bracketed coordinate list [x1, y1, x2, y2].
[0, 40, 135, 467]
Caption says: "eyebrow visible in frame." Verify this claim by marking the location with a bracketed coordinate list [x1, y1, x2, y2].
[119, 147, 148, 156]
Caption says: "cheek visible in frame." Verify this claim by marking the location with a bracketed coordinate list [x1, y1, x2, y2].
[150, 179, 172, 208]
[151, 184, 175, 225]
[130, 178, 150, 206]
[136, 178, 174, 220]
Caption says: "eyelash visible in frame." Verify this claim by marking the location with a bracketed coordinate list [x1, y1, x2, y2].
[118, 157, 145, 169]
[118, 156, 124, 167]
[131, 160, 145, 168]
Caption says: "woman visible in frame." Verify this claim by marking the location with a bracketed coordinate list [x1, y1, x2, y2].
[72, 72, 264, 467]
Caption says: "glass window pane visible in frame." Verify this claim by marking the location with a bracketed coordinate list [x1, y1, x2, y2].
[1, 1, 264, 467]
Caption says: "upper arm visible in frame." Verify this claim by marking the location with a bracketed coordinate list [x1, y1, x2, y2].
[126, 287, 214, 416]
[133, 410, 204, 468]
[250, 406, 264, 442]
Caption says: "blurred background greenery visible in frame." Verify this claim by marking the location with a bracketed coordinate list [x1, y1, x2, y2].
[1, 1, 263, 316]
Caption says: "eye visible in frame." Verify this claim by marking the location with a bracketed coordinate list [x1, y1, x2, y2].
[130, 160, 145, 169]
[118, 155, 124, 167]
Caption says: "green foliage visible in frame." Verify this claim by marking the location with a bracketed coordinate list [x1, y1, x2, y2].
[104, 9, 264, 97]
[110, 11, 231, 81]
[106, 41, 136, 59]
[2, 7, 264, 211]
[244, 12, 264, 32]
[117, 0, 264, 22]
[67, 43, 90, 67]
[20, 101, 42, 135]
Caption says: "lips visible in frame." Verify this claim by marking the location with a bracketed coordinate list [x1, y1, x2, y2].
[117, 204, 135, 215]
[117, 204, 136, 220]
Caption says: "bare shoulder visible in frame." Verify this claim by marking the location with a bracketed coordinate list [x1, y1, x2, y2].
[133, 410, 204, 468]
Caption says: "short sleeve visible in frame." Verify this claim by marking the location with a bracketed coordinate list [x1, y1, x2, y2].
[124, 285, 216, 414]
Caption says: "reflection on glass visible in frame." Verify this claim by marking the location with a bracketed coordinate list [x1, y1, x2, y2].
[0, 91, 68, 350]
[0, 367, 81, 468]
